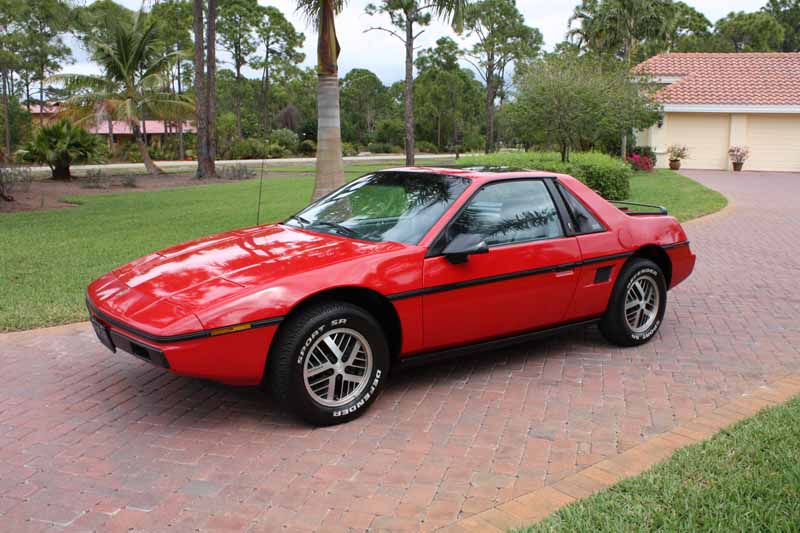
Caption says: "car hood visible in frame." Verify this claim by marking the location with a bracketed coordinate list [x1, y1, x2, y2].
[109, 224, 407, 317]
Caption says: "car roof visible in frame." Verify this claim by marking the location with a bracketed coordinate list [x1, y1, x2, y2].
[378, 166, 572, 185]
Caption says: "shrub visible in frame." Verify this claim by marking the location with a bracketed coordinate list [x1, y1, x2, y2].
[368, 142, 403, 154]
[0, 166, 32, 202]
[220, 163, 255, 180]
[228, 138, 270, 160]
[630, 145, 657, 166]
[120, 174, 138, 188]
[268, 143, 288, 159]
[374, 118, 404, 146]
[627, 153, 654, 172]
[342, 142, 359, 157]
[16, 119, 104, 180]
[268, 128, 299, 153]
[460, 151, 631, 200]
[416, 141, 439, 154]
[299, 139, 316, 156]
[80, 169, 111, 189]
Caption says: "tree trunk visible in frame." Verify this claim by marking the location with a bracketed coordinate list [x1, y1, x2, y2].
[52, 161, 71, 180]
[132, 121, 163, 175]
[485, 60, 495, 154]
[234, 64, 242, 138]
[176, 53, 185, 160]
[193, 0, 211, 178]
[2, 68, 11, 161]
[262, 61, 271, 134]
[621, 133, 628, 159]
[206, 0, 217, 174]
[39, 74, 45, 126]
[312, 75, 345, 201]
[403, 19, 415, 166]
[107, 116, 114, 152]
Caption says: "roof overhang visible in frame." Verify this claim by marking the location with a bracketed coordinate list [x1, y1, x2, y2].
[663, 104, 800, 114]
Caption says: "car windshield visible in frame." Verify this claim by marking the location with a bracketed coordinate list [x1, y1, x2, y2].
[285, 172, 471, 245]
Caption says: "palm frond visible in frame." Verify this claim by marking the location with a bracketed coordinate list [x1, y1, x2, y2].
[295, 0, 348, 29]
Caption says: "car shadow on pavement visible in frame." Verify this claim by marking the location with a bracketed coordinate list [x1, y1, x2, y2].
[109, 323, 605, 432]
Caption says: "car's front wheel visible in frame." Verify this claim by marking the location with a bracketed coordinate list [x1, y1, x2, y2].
[599, 258, 667, 347]
[266, 301, 389, 425]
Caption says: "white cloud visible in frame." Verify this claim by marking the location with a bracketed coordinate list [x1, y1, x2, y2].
[65, 0, 772, 82]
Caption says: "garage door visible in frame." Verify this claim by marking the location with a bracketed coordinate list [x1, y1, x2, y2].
[747, 114, 800, 172]
[667, 113, 730, 170]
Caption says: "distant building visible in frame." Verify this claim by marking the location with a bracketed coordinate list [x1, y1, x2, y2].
[24, 102, 196, 145]
[635, 53, 800, 171]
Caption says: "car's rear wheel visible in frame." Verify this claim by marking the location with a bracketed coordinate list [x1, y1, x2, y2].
[599, 258, 667, 347]
[266, 301, 389, 425]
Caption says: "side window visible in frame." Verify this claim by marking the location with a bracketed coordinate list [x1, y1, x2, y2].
[557, 182, 605, 234]
[448, 180, 564, 247]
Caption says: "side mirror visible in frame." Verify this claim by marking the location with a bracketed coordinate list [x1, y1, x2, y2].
[442, 233, 489, 264]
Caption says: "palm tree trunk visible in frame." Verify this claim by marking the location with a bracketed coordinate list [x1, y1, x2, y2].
[107, 116, 114, 152]
[403, 19, 415, 166]
[311, 0, 344, 201]
[132, 121, 163, 175]
[313, 75, 345, 201]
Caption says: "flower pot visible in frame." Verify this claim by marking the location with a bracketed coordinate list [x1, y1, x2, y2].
[732, 162, 744, 172]
[669, 159, 681, 170]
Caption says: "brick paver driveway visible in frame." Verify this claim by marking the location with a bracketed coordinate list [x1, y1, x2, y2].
[1, 171, 799, 531]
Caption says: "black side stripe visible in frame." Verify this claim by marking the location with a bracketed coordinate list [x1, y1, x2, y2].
[387, 243, 689, 301]
[86, 297, 284, 343]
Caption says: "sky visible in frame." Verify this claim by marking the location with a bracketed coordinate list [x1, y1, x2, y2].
[66, 0, 769, 82]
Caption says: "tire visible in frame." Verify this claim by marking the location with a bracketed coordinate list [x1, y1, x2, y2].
[599, 258, 667, 347]
[265, 301, 389, 426]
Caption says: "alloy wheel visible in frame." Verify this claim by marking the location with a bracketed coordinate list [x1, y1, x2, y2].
[302, 328, 373, 407]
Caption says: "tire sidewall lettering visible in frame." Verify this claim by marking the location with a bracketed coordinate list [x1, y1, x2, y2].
[332, 369, 382, 418]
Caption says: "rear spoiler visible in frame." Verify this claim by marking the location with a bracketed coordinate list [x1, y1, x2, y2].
[610, 200, 668, 216]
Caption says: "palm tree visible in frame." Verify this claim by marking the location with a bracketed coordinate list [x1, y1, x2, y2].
[294, 0, 347, 201]
[296, 0, 469, 201]
[17, 119, 104, 180]
[568, 0, 671, 156]
[53, 11, 192, 175]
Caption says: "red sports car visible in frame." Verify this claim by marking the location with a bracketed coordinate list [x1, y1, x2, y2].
[87, 167, 695, 424]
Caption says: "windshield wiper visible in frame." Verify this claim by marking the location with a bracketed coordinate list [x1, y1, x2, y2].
[311, 221, 361, 238]
[285, 214, 310, 227]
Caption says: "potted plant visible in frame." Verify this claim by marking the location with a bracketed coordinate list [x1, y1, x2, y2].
[728, 146, 750, 172]
[666, 144, 689, 170]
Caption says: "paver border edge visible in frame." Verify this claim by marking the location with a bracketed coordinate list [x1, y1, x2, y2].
[440, 374, 800, 533]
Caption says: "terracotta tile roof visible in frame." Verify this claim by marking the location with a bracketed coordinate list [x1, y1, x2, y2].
[87, 120, 196, 135]
[634, 53, 800, 106]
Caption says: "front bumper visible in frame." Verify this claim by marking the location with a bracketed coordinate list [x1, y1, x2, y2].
[86, 298, 281, 386]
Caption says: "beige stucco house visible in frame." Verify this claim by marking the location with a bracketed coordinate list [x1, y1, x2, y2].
[635, 53, 800, 171]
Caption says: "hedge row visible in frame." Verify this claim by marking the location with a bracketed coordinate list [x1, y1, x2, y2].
[463, 151, 632, 200]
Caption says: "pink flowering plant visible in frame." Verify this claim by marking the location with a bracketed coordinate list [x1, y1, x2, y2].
[667, 144, 689, 162]
[728, 146, 750, 163]
[627, 153, 654, 172]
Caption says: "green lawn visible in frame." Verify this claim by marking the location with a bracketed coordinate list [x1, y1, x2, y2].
[0, 167, 724, 332]
[515, 395, 800, 532]
[630, 169, 727, 222]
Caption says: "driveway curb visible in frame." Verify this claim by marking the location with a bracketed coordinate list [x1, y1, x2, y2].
[441, 374, 800, 532]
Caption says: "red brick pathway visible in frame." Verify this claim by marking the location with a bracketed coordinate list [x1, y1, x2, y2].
[1, 171, 798, 531]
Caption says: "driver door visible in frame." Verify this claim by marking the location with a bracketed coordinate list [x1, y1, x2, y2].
[421, 179, 581, 351]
